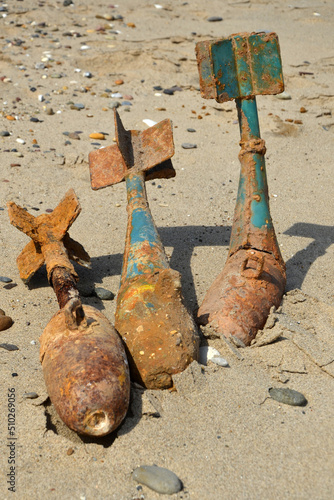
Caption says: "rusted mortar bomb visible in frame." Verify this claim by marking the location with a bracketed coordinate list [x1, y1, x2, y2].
[195, 32, 286, 345]
[89, 110, 200, 389]
[8, 189, 130, 436]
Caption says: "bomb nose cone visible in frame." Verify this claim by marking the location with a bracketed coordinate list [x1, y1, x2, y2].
[83, 409, 114, 437]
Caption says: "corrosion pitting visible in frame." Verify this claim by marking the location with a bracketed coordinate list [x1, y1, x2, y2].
[8, 190, 130, 436]
[89, 109, 200, 389]
[196, 31, 286, 345]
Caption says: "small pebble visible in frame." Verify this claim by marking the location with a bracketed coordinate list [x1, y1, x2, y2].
[0, 131, 10, 136]
[187, 128, 196, 132]
[199, 346, 229, 367]
[182, 143, 197, 149]
[46, 107, 55, 115]
[89, 133, 105, 140]
[207, 16, 223, 22]
[0, 343, 18, 351]
[0, 276, 12, 283]
[22, 392, 39, 399]
[67, 447, 75, 456]
[121, 101, 132, 106]
[0, 316, 14, 331]
[111, 92, 122, 98]
[71, 103, 85, 110]
[143, 119, 157, 127]
[30, 117, 40, 122]
[68, 132, 80, 140]
[269, 387, 307, 407]
[108, 101, 120, 109]
[115, 79, 124, 85]
[4, 283, 17, 290]
[63, 0, 73, 5]
[153, 85, 163, 91]
[83, 71, 93, 78]
[275, 90, 291, 100]
[16, 138, 25, 144]
[95, 287, 115, 301]
[132, 465, 182, 495]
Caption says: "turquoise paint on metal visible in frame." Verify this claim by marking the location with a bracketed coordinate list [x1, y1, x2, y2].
[210, 39, 239, 101]
[124, 173, 169, 281]
[196, 32, 284, 103]
[237, 98, 260, 139]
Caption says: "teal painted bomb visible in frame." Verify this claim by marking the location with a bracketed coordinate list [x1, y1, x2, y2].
[196, 32, 286, 345]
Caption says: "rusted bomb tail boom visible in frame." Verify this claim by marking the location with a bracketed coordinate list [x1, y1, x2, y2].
[196, 32, 286, 345]
[89, 110, 200, 389]
[8, 190, 130, 436]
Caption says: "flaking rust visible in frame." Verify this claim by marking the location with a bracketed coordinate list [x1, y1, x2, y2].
[8, 190, 130, 436]
[89, 110, 200, 389]
[196, 32, 286, 346]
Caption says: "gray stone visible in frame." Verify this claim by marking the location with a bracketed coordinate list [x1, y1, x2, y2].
[269, 387, 307, 406]
[23, 392, 39, 399]
[182, 143, 197, 149]
[207, 16, 223, 22]
[132, 465, 182, 495]
[0, 343, 19, 351]
[0, 276, 13, 283]
[95, 287, 115, 301]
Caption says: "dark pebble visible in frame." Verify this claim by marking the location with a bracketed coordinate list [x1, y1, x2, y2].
[132, 465, 182, 495]
[0, 343, 19, 351]
[3, 283, 17, 290]
[121, 101, 132, 106]
[12, 373, 18, 377]
[95, 287, 115, 301]
[0, 131, 10, 137]
[182, 143, 197, 149]
[64, 140, 71, 145]
[30, 87, 37, 92]
[207, 16, 223, 22]
[187, 128, 196, 132]
[0, 276, 13, 283]
[163, 89, 175, 95]
[30, 117, 40, 123]
[63, 0, 73, 6]
[153, 85, 163, 91]
[269, 387, 308, 407]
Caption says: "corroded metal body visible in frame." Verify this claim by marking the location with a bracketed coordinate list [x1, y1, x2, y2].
[8, 191, 130, 436]
[41, 299, 129, 436]
[89, 110, 200, 389]
[196, 32, 286, 345]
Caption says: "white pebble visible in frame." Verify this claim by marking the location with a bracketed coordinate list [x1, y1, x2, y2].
[154, 4, 163, 8]
[199, 346, 229, 367]
[143, 119, 157, 127]
[38, 94, 44, 102]
[275, 90, 291, 100]
[16, 138, 25, 144]
[80, 45, 90, 50]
